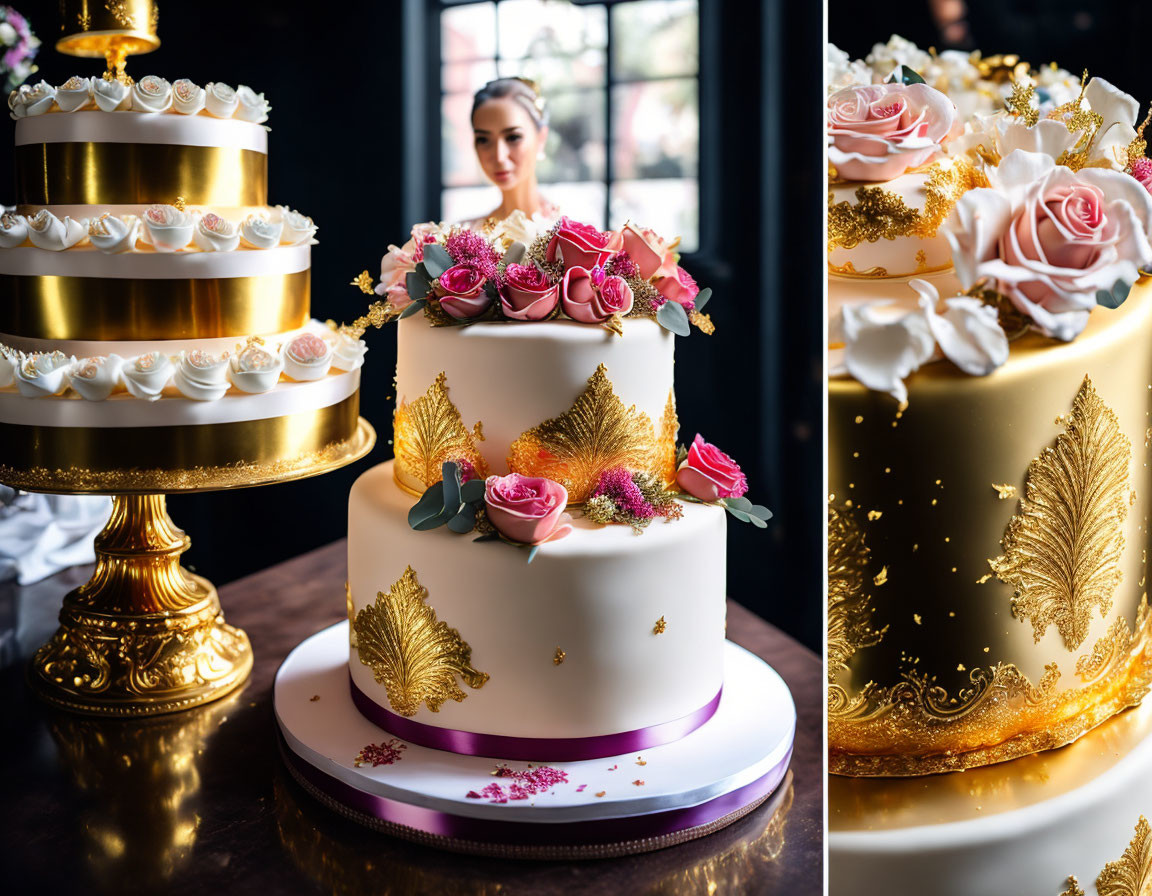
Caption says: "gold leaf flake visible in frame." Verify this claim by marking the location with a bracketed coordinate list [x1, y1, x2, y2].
[828, 260, 889, 278]
[689, 310, 715, 334]
[992, 483, 1018, 500]
[657, 390, 679, 486]
[352, 567, 488, 716]
[350, 270, 375, 294]
[873, 566, 888, 587]
[1006, 78, 1040, 126]
[867, 510, 883, 521]
[1096, 816, 1152, 896]
[394, 372, 489, 490]
[506, 364, 658, 502]
[1060, 876, 1086, 896]
[653, 616, 667, 635]
[990, 377, 1130, 650]
[553, 647, 566, 666]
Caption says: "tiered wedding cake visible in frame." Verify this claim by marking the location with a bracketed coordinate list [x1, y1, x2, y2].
[828, 37, 1152, 896]
[0, 75, 366, 489]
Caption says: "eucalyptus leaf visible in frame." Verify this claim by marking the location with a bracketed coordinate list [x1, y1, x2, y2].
[447, 504, 476, 534]
[406, 270, 431, 300]
[527, 545, 541, 564]
[747, 514, 768, 528]
[656, 300, 691, 337]
[422, 244, 454, 279]
[724, 496, 753, 512]
[725, 505, 753, 523]
[407, 482, 445, 528]
[413, 508, 454, 531]
[440, 462, 461, 512]
[398, 298, 427, 320]
[694, 287, 712, 312]
[749, 504, 774, 521]
[502, 241, 527, 267]
[473, 532, 501, 542]
[885, 64, 926, 85]
[460, 479, 486, 504]
[1097, 278, 1132, 309]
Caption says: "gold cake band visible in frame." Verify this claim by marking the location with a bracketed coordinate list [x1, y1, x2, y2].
[0, 392, 359, 487]
[0, 270, 310, 341]
[16, 143, 267, 207]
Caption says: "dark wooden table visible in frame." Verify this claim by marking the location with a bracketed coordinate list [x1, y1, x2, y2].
[1, 541, 822, 894]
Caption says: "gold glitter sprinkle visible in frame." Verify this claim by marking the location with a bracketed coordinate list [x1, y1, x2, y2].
[553, 647, 566, 666]
[957, 663, 966, 672]
[595, 791, 606, 798]
[632, 779, 645, 786]
[873, 567, 888, 587]
[174, 196, 187, 211]
[653, 616, 667, 635]
[350, 270, 375, 294]
[855, 416, 864, 424]
[992, 483, 1018, 500]
[867, 510, 882, 521]
[931, 498, 938, 506]
[913, 614, 922, 625]
[309, 695, 320, 702]
[885, 467, 891, 474]
[636, 758, 647, 766]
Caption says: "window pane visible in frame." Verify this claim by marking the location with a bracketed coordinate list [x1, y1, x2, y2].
[611, 78, 698, 181]
[538, 89, 606, 184]
[442, 2, 497, 61]
[497, 0, 607, 59]
[442, 185, 502, 225]
[540, 181, 607, 231]
[497, 47, 606, 90]
[442, 59, 499, 96]
[611, 178, 698, 252]
[611, 0, 698, 80]
[442, 92, 486, 188]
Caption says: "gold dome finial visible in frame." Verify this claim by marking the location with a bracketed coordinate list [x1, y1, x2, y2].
[56, 0, 160, 84]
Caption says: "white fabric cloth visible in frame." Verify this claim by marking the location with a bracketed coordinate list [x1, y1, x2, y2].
[0, 489, 111, 585]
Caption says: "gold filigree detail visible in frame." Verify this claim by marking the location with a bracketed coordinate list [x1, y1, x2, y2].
[350, 270, 375, 295]
[352, 567, 488, 717]
[342, 300, 399, 339]
[657, 389, 679, 485]
[104, 0, 137, 28]
[174, 196, 186, 212]
[1097, 816, 1152, 896]
[393, 372, 488, 491]
[689, 310, 715, 334]
[1006, 78, 1040, 126]
[1048, 72, 1106, 172]
[990, 377, 1131, 651]
[506, 364, 659, 503]
[827, 158, 987, 251]
[829, 596, 1152, 775]
[827, 506, 884, 681]
[78, 10, 92, 29]
[553, 647, 566, 665]
[653, 616, 667, 635]
[914, 249, 929, 273]
[828, 260, 889, 278]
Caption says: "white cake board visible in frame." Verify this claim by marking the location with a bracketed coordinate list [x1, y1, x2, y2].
[275, 623, 796, 859]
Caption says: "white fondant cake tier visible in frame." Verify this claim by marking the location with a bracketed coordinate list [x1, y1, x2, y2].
[347, 460, 727, 742]
[15, 111, 269, 153]
[0, 243, 310, 278]
[828, 172, 953, 277]
[830, 701, 1152, 896]
[395, 315, 674, 481]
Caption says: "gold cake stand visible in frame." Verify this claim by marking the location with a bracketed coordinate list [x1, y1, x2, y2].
[3, 418, 375, 717]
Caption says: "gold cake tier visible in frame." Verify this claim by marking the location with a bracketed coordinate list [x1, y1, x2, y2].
[0, 266, 310, 342]
[0, 393, 370, 494]
[15, 142, 267, 207]
[828, 281, 1152, 776]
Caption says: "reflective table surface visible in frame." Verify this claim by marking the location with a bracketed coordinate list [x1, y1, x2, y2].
[2, 540, 822, 894]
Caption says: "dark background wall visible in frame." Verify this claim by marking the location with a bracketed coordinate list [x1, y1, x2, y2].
[9, 0, 824, 651]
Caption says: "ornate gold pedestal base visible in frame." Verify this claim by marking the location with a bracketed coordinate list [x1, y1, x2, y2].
[28, 494, 253, 717]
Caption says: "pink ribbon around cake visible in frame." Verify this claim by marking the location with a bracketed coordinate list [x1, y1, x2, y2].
[280, 732, 792, 847]
[349, 675, 724, 761]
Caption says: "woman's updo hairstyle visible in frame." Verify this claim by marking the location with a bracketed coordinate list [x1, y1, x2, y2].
[471, 77, 549, 130]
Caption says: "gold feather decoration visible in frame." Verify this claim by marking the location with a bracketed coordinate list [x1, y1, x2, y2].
[506, 363, 658, 503]
[657, 389, 679, 486]
[827, 504, 884, 680]
[1096, 816, 1152, 896]
[352, 566, 489, 717]
[393, 372, 488, 490]
[990, 377, 1131, 651]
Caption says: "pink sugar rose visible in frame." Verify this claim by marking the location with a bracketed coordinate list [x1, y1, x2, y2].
[676, 434, 749, 502]
[827, 83, 958, 183]
[546, 216, 623, 272]
[437, 263, 493, 320]
[621, 222, 675, 279]
[1132, 158, 1152, 196]
[653, 265, 699, 308]
[561, 266, 634, 323]
[484, 473, 573, 545]
[944, 150, 1152, 341]
[500, 263, 560, 320]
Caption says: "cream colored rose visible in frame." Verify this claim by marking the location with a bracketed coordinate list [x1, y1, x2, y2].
[88, 214, 140, 254]
[142, 204, 194, 252]
[92, 77, 130, 112]
[240, 213, 282, 249]
[15, 351, 72, 398]
[70, 355, 124, 401]
[131, 75, 173, 112]
[174, 350, 231, 400]
[8, 80, 54, 118]
[55, 76, 92, 112]
[228, 342, 283, 393]
[204, 82, 238, 118]
[122, 352, 173, 401]
[0, 211, 28, 248]
[173, 79, 206, 115]
[234, 85, 269, 123]
[276, 206, 317, 245]
[193, 213, 240, 252]
[27, 210, 87, 250]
